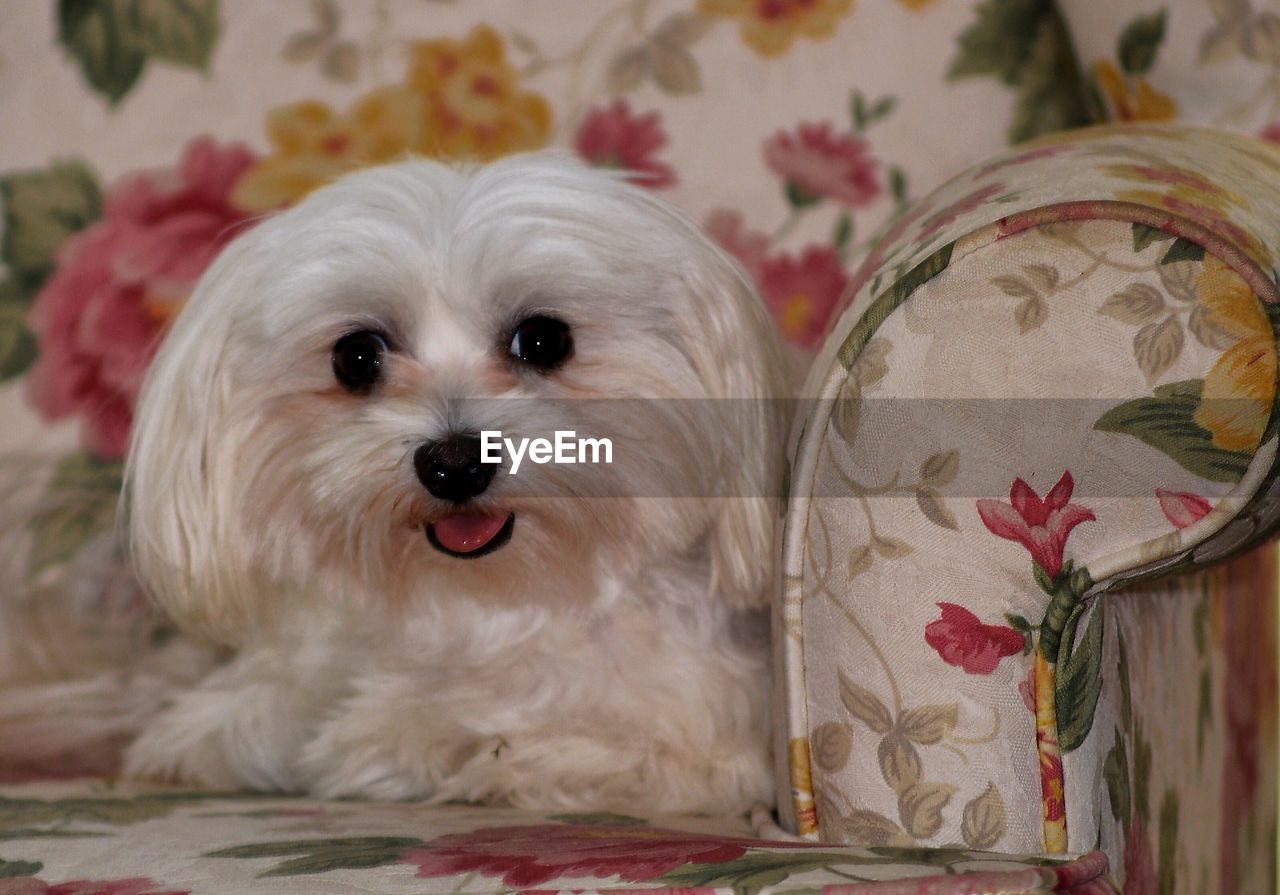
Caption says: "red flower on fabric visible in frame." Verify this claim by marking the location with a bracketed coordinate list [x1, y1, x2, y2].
[924, 602, 1024, 675]
[977, 471, 1095, 579]
[401, 824, 754, 887]
[1155, 488, 1212, 530]
[759, 245, 848, 349]
[24, 137, 258, 458]
[574, 100, 675, 188]
[763, 122, 879, 207]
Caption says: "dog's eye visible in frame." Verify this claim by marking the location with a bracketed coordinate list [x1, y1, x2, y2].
[509, 315, 573, 370]
[332, 330, 388, 393]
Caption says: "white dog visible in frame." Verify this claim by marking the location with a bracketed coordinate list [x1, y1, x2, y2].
[116, 153, 788, 815]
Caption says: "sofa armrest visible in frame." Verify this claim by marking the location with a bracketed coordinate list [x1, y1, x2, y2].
[776, 124, 1280, 870]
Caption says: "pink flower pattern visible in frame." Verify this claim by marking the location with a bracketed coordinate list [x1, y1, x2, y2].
[574, 100, 675, 189]
[763, 122, 880, 207]
[1155, 488, 1212, 529]
[23, 138, 257, 457]
[976, 471, 1095, 578]
[759, 245, 848, 349]
[924, 602, 1025, 675]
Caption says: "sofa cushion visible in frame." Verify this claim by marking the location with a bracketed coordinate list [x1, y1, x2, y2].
[0, 779, 1114, 894]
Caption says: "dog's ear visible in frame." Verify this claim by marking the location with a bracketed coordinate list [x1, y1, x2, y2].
[680, 249, 790, 608]
[124, 242, 264, 646]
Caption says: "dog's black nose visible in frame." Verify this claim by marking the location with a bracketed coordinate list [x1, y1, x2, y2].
[414, 433, 495, 503]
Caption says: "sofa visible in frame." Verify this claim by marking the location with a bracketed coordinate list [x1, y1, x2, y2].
[1, 2, 1277, 893]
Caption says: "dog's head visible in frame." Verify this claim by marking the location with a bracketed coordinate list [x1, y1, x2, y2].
[125, 153, 788, 643]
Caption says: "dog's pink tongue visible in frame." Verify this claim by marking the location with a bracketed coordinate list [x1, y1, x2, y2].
[432, 513, 509, 553]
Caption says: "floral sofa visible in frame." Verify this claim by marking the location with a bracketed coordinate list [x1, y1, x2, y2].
[2, 2, 1279, 894]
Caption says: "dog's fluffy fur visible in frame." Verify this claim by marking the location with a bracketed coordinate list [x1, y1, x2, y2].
[104, 153, 789, 814]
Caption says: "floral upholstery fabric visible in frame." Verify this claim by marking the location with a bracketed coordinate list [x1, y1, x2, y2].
[1099, 549, 1278, 895]
[780, 125, 1280, 893]
[1056, 0, 1280, 136]
[0, 780, 1117, 895]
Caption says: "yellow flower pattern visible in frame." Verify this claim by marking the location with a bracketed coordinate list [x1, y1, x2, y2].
[1194, 256, 1278, 452]
[405, 25, 553, 161]
[1093, 60, 1176, 123]
[233, 26, 551, 211]
[698, 0, 854, 58]
[232, 87, 422, 211]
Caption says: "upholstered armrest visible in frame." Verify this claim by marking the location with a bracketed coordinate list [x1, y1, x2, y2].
[776, 125, 1280, 879]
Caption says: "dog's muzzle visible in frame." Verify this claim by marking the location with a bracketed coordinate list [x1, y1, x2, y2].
[416, 432, 513, 558]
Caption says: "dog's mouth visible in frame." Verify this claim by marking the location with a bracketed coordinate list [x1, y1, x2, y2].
[426, 511, 515, 559]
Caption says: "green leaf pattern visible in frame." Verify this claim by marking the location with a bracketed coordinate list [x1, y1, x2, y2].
[948, 0, 1092, 142]
[0, 161, 102, 291]
[0, 161, 102, 382]
[58, 0, 221, 104]
[1117, 10, 1167, 76]
[1095, 381, 1253, 484]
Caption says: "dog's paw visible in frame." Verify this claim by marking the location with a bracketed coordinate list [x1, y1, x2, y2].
[299, 705, 494, 801]
[301, 751, 432, 801]
[123, 706, 242, 789]
[124, 683, 308, 791]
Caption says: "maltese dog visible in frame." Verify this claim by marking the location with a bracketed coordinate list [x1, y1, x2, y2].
[117, 152, 789, 815]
